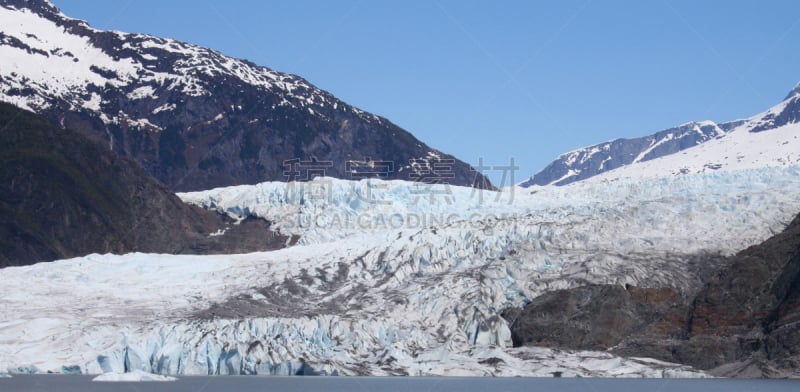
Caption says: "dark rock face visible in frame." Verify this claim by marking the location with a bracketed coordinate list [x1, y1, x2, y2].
[663, 213, 800, 375]
[750, 94, 800, 133]
[785, 83, 800, 101]
[503, 212, 800, 377]
[0, 102, 288, 267]
[0, 0, 492, 192]
[502, 285, 685, 351]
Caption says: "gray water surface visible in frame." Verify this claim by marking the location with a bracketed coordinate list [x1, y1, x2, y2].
[2, 375, 798, 392]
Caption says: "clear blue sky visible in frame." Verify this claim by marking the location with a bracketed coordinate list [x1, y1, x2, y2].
[55, 0, 800, 185]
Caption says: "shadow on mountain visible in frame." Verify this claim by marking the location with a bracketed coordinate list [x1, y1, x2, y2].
[503, 213, 800, 377]
[0, 102, 290, 267]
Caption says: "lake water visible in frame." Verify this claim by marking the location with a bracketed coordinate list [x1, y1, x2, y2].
[1, 375, 798, 391]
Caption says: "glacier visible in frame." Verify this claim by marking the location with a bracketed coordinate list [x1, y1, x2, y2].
[93, 370, 177, 382]
[1, 166, 799, 376]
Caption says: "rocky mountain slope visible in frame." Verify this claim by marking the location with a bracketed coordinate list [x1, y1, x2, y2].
[0, 102, 287, 267]
[0, 0, 490, 191]
[522, 83, 800, 186]
[504, 211, 800, 377]
[621, 211, 800, 377]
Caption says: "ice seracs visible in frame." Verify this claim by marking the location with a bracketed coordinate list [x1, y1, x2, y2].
[93, 370, 177, 382]
[1, 165, 799, 376]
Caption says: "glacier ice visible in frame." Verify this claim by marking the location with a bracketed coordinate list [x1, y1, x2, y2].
[93, 370, 177, 382]
[0, 166, 799, 376]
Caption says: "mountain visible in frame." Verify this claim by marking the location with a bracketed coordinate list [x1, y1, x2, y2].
[786, 82, 800, 101]
[505, 210, 800, 377]
[522, 84, 800, 186]
[620, 211, 800, 377]
[0, 0, 491, 191]
[0, 102, 288, 267]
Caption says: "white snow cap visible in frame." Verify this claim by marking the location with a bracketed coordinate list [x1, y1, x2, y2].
[786, 81, 800, 100]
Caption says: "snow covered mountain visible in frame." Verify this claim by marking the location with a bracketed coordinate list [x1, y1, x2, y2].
[522, 83, 800, 186]
[1, 166, 799, 376]
[0, 0, 490, 191]
[2, 0, 800, 379]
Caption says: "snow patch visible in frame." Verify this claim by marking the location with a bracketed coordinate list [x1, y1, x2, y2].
[82, 93, 102, 111]
[152, 103, 176, 114]
[126, 86, 156, 100]
[126, 117, 162, 131]
[207, 113, 224, 123]
[208, 227, 228, 237]
[547, 169, 580, 185]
